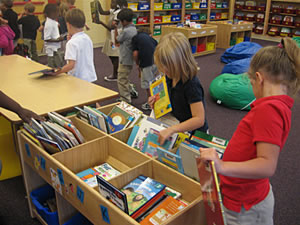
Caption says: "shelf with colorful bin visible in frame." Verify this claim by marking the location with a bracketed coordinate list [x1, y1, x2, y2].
[161, 24, 218, 56]
[267, 0, 300, 38]
[207, 20, 253, 48]
[209, 0, 231, 20]
[129, 1, 151, 28]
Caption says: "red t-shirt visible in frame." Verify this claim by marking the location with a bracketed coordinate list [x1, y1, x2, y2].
[220, 95, 293, 212]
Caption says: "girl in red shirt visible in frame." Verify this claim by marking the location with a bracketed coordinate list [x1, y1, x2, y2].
[200, 38, 300, 225]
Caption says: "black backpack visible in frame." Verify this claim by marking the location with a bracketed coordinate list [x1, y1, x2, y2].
[13, 43, 30, 57]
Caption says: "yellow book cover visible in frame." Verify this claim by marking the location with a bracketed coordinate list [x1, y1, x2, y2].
[150, 75, 172, 119]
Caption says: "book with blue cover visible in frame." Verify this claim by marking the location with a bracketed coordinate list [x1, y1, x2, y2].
[121, 175, 166, 217]
[107, 105, 134, 133]
[157, 147, 184, 174]
[127, 125, 140, 146]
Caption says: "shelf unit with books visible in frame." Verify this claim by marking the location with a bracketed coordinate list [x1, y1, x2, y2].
[209, 0, 233, 21]
[17, 104, 208, 225]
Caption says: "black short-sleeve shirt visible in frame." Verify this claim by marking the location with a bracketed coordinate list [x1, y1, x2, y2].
[18, 15, 41, 40]
[132, 32, 157, 68]
[166, 75, 209, 133]
[3, 9, 20, 40]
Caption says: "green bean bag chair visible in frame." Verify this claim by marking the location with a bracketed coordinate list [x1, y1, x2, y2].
[209, 73, 256, 111]
[292, 37, 300, 48]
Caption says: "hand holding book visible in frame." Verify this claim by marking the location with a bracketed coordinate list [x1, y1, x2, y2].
[199, 148, 223, 174]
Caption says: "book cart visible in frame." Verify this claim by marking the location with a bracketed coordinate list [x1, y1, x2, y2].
[207, 20, 253, 48]
[161, 24, 218, 57]
[17, 103, 207, 225]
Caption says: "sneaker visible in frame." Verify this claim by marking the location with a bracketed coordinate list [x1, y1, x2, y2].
[104, 75, 117, 82]
[141, 102, 151, 111]
[130, 84, 138, 98]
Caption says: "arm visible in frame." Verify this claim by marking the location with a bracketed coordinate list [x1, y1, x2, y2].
[99, 21, 114, 31]
[200, 142, 280, 179]
[133, 50, 139, 66]
[0, 91, 42, 123]
[158, 101, 205, 145]
[97, 1, 110, 15]
[51, 60, 75, 75]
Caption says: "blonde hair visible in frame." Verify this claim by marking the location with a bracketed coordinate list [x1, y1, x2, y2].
[59, 2, 69, 18]
[24, 3, 35, 13]
[249, 38, 300, 97]
[154, 32, 198, 84]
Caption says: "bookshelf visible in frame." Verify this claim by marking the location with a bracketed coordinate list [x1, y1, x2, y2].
[17, 103, 207, 225]
[233, 0, 300, 40]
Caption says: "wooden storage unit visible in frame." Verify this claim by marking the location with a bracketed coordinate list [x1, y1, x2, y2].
[18, 106, 208, 225]
[162, 24, 218, 56]
[12, 1, 46, 54]
[208, 20, 253, 48]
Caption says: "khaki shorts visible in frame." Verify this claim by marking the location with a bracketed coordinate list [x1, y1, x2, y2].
[141, 65, 158, 89]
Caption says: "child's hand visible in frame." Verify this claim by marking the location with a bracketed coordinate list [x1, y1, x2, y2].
[148, 96, 156, 109]
[158, 127, 175, 146]
[17, 108, 44, 124]
[199, 148, 223, 173]
[85, 24, 90, 30]
[38, 25, 44, 32]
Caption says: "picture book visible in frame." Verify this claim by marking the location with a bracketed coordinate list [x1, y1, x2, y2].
[75, 106, 101, 130]
[142, 141, 159, 158]
[142, 128, 175, 155]
[140, 196, 185, 225]
[173, 132, 190, 149]
[76, 168, 99, 188]
[150, 75, 172, 119]
[121, 175, 166, 217]
[28, 69, 55, 75]
[90, 0, 100, 24]
[96, 175, 129, 214]
[165, 187, 181, 200]
[130, 116, 176, 152]
[157, 147, 184, 174]
[118, 101, 143, 128]
[20, 128, 43, 148]
[94, 163, 121, 180]
[41, 121, 68, 150]
[90, 107, 110, 133]
[179, 141, 202, 181]
[195, 158, 227, 225]
[107, 105, 134, 133]
[127, 125, 140, 147]
[83, 106, 108, 133]
[193, 131, 228, 147]
[37, 136, 62, 154]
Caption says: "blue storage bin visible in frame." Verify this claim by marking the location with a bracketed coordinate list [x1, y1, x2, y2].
[171, 15, 181, 22]
[210, 13, 216, 19]
[172, 3, 182, 9]
[138, 2, 150, 10]
[63, 212, 93, 225]
[222, 2, 228, 8]
[191, 13, 200, 20]
[30, 185, 59, 225]
[244, 36, 251, 42]
[200, 3, 207, 8]
[191, 45, 197, 54]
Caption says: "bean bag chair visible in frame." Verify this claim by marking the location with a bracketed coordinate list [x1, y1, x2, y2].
[221, 57, 252, 75]
[221, 42, 262, 64]
[292, 37, 300, 48]
[209, 73, 256, 111]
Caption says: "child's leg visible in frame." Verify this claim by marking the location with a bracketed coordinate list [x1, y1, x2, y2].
[111, 56, 119, 78]
[224, 186, 274, 225]
[117, 64, 132, 103]
[30, 40, 39, 62]
[141, 65, 157, 110]
[48, 56, 56, 68]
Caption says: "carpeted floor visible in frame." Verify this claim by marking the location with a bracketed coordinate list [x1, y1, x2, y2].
[0, 39, 299, 225]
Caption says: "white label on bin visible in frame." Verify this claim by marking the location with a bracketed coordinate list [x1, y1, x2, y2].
[233, 26, 237, 29]
[241, 26, 244, 29]
[201, 31, 207, 34]
[247, 26, 251, 29]
[210, 30, 215, 33]
[192, 31, 197, 35]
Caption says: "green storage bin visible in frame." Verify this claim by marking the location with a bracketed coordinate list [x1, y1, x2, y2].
[216, 3, 222, 8]
[230, 39, 236, 46]
[200, 13, 207, 20]
[154, 30, 162, 36]
[163, 3, 172, 9]
[185, 3, 192, 9]
[133, 17, 137, 24]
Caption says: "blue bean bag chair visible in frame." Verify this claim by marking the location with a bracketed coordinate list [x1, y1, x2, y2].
[221, 42, 262, 64]
[209, 73, 256, 111]
[221, 57, 252, 75]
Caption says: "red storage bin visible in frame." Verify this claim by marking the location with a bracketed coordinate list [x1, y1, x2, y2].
[257, 6, 265, 12]
[282, 21, 294, 26]
[295, 21, 300, 27]
[215, 13, 221, 19]
[272, 7, 282, 13]
[297, 9, 300, 15]
[283, 8, 296, 14]
[245, 14, 255, 21]
[211, 2, 216, 8]
[256, 17, 264, 22]
[235, 4, 243, 9]
[245, 6, 256, 10]
[184, 14, 191, 20]
[137, 17, 148, 24]
[255, 28, 263, 34]
[154, 16, 162, 23]
[197, 44, 206, 52]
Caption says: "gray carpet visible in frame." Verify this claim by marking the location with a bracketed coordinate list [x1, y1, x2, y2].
[0, 39, 299, 225]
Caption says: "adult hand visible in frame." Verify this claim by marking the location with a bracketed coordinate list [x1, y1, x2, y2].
[199, 148, 223, 173]
[17, 108, 44, 124]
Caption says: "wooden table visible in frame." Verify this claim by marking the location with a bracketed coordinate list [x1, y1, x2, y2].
[0, 55, 118, 180]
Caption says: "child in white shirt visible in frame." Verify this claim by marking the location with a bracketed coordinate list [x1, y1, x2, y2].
[50, 8, 97, 83]
[43, 3, 64, 68]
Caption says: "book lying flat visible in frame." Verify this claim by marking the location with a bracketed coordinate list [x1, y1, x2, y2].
[28, 69, 55, 75]
[77, 168, 100, 187]
[196, 159, 227, 225]
[150, 75, 172, 119]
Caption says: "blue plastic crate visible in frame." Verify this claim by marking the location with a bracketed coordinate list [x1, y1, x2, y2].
[191, 45, 197, 54]
[244, 36, 251, 42]
[222, 2, 228, 8]
[200, 3, 208, 8]
[171, 15, 181, 22]
[30, 185, 59, 225]
[138, 2, 150, 10]
[63, 212, 93, 225]
[210, 13, 216, 19]
[191, 13, 200, 20]
[172, 3, 182, 9]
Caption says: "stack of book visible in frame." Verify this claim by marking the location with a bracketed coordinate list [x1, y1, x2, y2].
[76, 162, 121, 188]
[21, 112, 85, 154]
[97, 175, 187, 223]
[75, 101, 143, 134]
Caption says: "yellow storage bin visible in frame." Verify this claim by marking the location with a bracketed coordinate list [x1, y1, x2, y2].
[193, 2, 200, 9]
[221, 12, 229, 19]
[236, 37, 244, 44]
[154, 2, 163, 10]
[128, 2, 138, 11]
[206, 42, 215, 51]
[162, 15, 172, 23]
